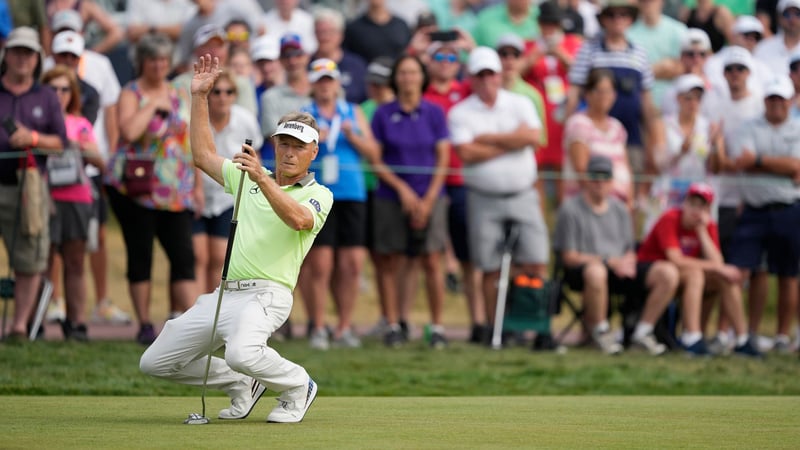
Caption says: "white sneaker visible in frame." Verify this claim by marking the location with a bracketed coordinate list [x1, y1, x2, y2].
[365, 317, 389, 337]
[267, 378, 318, 423]
[332, 329, 361, 348]
[46, 298, 66, 323]
[592, 329, 623, 355]
[219, 377, 267, 420]
[632, 332, 667, 356]
[309, 328, 330, 350]
[91, 299, 132, 325]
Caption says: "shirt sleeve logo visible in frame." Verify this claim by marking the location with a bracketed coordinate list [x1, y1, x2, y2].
[309, 198, 321, 212]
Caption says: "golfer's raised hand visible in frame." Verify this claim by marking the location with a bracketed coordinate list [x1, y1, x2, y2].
[192, 54, 222, 97]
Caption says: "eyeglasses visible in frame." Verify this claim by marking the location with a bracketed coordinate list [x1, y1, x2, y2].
[497, 49, 521, 59]
[742, 32, 763, 41]
[724, 64, 748, 73]
[432, 52, 458, 63]
[682, 50, 708, 58]
[211, 88, 236, 96]
[49, 85, 71, 94]
[782, 8, 800, 19]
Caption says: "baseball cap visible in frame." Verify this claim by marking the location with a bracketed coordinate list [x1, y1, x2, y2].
[52, 31, 85, 57]
[674, 74, 705, 94]
[309, 58, 340, 82]
[763, 75, 795, 99]
[52, 9, 83, 32]
[426, 40, 459, 56]
[467, 46, 501, 75]
[686, 182, 714, 204]
[723, 46, 753, 70]
[538, 1, 565, 24]
[280, 33, 304, 57]
[193, 24, 226, 49]
[778, 0, 800, 13]
[586, 155, 613, 179]
[4, 26, 42, 53]
[366, 57, 393, 85]
[733, 15, 764, 35]
[272, 120, 319, 144]
[495, 33, 525, 52]
[681, 28, 712, 53]
[597, 0, 638, 19]
[250, 35, 279, 61]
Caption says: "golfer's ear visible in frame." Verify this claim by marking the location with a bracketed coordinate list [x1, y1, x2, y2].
[311, 143, 319, 159]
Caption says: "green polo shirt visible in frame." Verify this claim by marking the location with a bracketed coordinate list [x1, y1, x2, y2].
[508, 77, 548, 148]
[222, 160, 332, 290]
[473, 4, 539, 48]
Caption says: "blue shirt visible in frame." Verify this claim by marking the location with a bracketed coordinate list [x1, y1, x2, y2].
[371, 99, 449, 201]
[336, 51, 367, 104]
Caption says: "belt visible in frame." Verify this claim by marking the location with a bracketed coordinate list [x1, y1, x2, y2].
[223, 279, 279, 291]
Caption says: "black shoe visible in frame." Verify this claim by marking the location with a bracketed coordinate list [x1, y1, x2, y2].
[137, 323, 156, 345]
[532, 333, 555, 351]
[384, 328, 405, 348]
[469, 324, 489, 344]
[61, 320, 89, 341]
[399, 320, 410, 341]
[429, 331, 448, 349]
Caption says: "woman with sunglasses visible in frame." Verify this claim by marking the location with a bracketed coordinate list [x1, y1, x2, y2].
[41, 65, 103, 341]
[192, 71, 262, 296]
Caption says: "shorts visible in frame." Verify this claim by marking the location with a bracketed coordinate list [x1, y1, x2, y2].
[0, 182, 50, 273]
[372, 196, 448, 256]
[467, 187, 549, 271]
[446, 185, 470, 262]
[314, 200, 366, 248]
[627, 145, 646, 187]
[717, 206, 739, 260]
[91, 175, 108, 224]
[727, 202, 800, 277]
[192, 207, 233, 238]
[564, 262, 639, 296]
[49, 200, 93, 246]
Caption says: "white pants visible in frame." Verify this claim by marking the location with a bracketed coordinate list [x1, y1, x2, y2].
[139, 281, 307, 396]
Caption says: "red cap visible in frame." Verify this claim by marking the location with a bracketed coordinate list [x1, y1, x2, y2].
[686, 182, 714, 204]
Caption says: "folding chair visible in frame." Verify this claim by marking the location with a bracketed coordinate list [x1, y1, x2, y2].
[550, 256, 589, 345]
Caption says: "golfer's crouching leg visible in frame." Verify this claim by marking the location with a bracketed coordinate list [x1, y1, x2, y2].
[139, 320, 180, 379]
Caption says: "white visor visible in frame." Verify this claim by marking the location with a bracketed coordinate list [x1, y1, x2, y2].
[271, 121, 319, 144]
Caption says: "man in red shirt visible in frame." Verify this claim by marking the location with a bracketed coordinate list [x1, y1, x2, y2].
[637, 182, 761, 357]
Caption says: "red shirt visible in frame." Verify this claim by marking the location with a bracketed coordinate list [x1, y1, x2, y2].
[637, 209, 720, 263]
[424, 80, 471, 186]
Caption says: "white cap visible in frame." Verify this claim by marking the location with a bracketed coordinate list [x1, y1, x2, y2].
[272, 121, 320, 143]
[52, 31, 85, 56]
[733, 15, 764, 35]
[723, 46, 753, 70]
[763, 75, 795, 99]
[52, 9, 83, 32]
[308, 58, 340, 82]
[495, 33, 525, 52]
[467, 46, 502, 75]
[674, 74, 705, 94]
[778, 0, 800, 13]
[250, 35, 279, 61]
[681, 28, 712, 52]
[193, 24, 226, 49]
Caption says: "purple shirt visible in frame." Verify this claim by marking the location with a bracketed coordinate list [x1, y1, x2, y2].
[0, 81, 67, 183]
[371, 99, 449, 200]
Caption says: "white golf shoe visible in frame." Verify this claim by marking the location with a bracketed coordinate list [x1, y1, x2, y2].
[266, 377, 318, 423]
[219, 377, 266, 420]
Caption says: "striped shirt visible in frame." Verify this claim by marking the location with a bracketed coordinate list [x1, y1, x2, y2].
[568, 37, 654, 147]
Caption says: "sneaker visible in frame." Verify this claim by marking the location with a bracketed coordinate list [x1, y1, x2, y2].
[136, 323, 156, 346]
[384, 327, 405, 348]
[309, 328, 330, 350]
[592, 329, 623, 355]
[707, 335, 733, 356]
[773, 335, 792, 354]
[733, 338, 763, 358]
[60, 320, 89, 342]
[429, 331, 448, 349]
[46, 298, 66, 323]
[631, 332, 667, 356]
[266, 378, 318, 423]
[365, 317, 389, 338]
[91, 299, 132, 325]
[399, 320, 411, 341]
[332, 329, 361, 348]
[219, 377, 267, 420]
[684, 339, 711, 357]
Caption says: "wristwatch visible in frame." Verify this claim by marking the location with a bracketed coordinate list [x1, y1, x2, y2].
[754, 154, 763, 168]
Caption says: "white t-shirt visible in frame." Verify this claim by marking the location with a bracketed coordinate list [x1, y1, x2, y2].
[753, 34, 800, 76]
[262, 8, 317, 54]
[448, 89, 542, 193]
[704, 46, 768, 100]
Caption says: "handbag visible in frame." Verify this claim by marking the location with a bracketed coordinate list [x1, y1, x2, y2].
[123, 153, 155, 197]
[47, 146, 84, 187]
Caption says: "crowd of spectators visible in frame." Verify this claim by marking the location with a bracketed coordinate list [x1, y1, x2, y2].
[1, 0, 799, 359]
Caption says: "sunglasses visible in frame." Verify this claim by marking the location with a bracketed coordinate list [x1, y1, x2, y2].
[783, 8, 800, 19]
[682, 50, 708, 58]
[602, 9, 632, 19]
[724, 64, 748, 73]
[432, 52, 458, 63]
[227, 31, 250, 42]
[497, 49, 521, 59]
[211, 88, 236, 96]
[49, 85, 71, 94]
[743, 32, 763, 41]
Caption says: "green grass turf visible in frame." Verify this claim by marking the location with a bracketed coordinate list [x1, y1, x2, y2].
[1, 396, 797, 449]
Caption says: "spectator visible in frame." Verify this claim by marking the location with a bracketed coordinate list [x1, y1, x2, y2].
[679, 0, 735, 53]
[754, 0, 800, 75]
[728, 75, 800, 354]
[0, 26, 68, 340]
[224, 18, 252, 52]
[298, 58, 379, 350]
[704, 16, 770, 99]
[625, 0, 687, 112]
[660, 28, 714, 117]
[45, 0, 123, 55]
[311, 7, 368, 104]
[449, 47, 548, 338]
[125, 0, 197, 48]
[637, 182, 761, 357]
[48, 31, 99, 124]
[563, 68, 633, 206]
[262, 0, 316, 54]
[371, 54, 450, 348]
[250, 34, 283, 123]
[104, 33, 196, 345]
[41, 65, 103, 341]
[496, 34, 547, 149]
[472, 0, 538, 48]
[228, 46, 255, 86]
[343, 0, 411, 63]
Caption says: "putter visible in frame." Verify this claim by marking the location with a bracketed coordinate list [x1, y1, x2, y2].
[185, 139, 252, 425]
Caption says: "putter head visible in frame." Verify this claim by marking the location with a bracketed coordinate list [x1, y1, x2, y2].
[184, 413, 210, 425]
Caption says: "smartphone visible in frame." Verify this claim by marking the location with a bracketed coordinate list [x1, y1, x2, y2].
[429, 29, 458, 42]
[2, 116, 18, 136]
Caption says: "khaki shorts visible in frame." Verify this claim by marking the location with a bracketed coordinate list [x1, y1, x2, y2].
[0, 180, 50, 274]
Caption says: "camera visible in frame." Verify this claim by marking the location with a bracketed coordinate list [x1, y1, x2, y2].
[429, 29, 459, 42]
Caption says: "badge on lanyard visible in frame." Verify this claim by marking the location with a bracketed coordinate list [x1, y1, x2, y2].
[321, 113, 342, 185]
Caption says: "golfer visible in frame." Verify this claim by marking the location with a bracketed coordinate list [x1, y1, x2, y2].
[139, 54, 332, 423]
